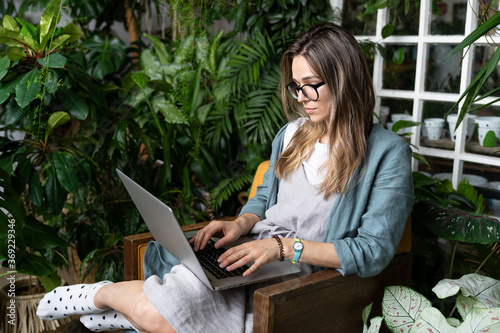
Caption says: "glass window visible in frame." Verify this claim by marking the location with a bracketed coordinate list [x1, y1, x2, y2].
[389, 0, 420, 35]
[430, 0, 466, 35]
[342, 1, 376, 36]
[473, 45, 500, 97]
[383, 44, 418, 90]
[425, 44, 462, 93]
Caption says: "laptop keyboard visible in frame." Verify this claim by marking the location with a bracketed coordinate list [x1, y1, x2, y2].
[189, 238, 249, 280]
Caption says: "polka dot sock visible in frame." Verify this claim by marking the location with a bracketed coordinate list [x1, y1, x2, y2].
[37, 281, 113, 321]
[80, 310, 138, 332]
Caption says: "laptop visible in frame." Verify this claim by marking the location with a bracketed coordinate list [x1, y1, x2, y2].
[117, 170, 300, 291]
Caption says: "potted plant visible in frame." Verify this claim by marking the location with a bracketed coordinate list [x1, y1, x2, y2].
[0, 166, 70, 333]
[361, 173, 500, 332]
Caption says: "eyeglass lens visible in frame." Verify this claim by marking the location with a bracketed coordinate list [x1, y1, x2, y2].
[287, 84, 320, 101]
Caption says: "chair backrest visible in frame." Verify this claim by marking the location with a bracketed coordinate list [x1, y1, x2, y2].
[247, 161, 411, 255]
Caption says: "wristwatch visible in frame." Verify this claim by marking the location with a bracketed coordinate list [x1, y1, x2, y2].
[292, 238, 303, 264]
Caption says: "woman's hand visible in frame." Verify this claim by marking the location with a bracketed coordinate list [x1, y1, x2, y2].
[190, 220, 244, 252]
[217, 238, 280, 277]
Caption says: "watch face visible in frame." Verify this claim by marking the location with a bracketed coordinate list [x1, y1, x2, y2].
[294, 242, 303, 251]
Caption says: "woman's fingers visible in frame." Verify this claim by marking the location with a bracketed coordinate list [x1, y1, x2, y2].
[218, 239, 278, 276]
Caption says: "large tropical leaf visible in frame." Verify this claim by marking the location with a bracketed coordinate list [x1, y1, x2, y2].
[53, 152, 80, 193]
[15, 252, 56, 277]
[2, 15, 19, 32]
[39, 0, 62, 49]
[15, 68, 42, 108]
[0, 55, 9, 80]
[21, 216, 65, 250]
[408, 307, 455, 333]
[0, 26, 38, 53]
[44, 166, 68, 215]
[432, 274, 500, 309]
[58, 88, 89, 120]
[382, 285, 432, 333]
[413, 201, 500, 244]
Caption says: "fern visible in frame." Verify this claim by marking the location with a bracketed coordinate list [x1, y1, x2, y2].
[210, 172, 254, 210]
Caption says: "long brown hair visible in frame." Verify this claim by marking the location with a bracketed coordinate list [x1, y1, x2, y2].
[275, 24, 374, 196]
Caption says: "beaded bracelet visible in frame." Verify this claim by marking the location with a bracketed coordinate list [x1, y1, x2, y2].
[273, 235, 284, 261]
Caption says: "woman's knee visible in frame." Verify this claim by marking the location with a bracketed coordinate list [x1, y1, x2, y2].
[133, 293, 175, 333]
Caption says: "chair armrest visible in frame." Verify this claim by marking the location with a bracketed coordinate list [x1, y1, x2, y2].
[253, 252, 412, 333]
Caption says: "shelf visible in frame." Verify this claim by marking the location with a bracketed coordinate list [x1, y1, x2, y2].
[420, 138, 500, 157]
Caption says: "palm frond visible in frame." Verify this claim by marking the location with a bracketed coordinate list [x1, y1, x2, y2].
[209, 172, 254, 210]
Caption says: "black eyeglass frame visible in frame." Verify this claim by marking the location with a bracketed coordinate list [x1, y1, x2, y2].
[286, 81, 326, 101]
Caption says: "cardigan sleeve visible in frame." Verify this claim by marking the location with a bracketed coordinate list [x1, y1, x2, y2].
[329, 134, 414, 277]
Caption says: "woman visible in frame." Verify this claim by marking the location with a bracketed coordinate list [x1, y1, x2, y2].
[37, 24, 413, 333]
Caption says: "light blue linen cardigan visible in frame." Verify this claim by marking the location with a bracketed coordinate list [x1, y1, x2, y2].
[239, 123, 414, 278]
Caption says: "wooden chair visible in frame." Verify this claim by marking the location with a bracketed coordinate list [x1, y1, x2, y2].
[124, 161, 412, 332]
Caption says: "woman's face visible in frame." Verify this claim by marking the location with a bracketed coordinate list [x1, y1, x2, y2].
[291, 55, 332, 124]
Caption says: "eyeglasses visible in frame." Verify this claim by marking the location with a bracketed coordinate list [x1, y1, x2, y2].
[286, 81, 325, 101]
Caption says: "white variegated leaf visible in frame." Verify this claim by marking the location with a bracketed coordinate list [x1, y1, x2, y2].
[433, 274, 500, 309]
[457, 307, 500, 333]
[409, 307, 455, 333]
[383, 286, 432, 333]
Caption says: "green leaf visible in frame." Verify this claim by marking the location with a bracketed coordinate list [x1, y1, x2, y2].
[445, 11, 500, 60]
[4, 98, 26, 125]
[0, 56, 10, 80]
[16, 17, 38, 40]
[143, 33, 170, 65]
[46, 34, 70, 52]
[58, 89, 89, 120]
[0, 75, 21, 104]
[153, 98, 188, 124]
[432, 274, 500, 308]
[413, 201, 500, 244]
[0, 26, 38, 53]
[112, 120, 127, 155]
[382, 285, 432, 333]
[39, 0, 62, 49]
[44, 166, 68, 215]
[7, 46, 25, 61]
[46, 111, 70, 136]
[15, 68, 42, 108]
[38, 271, 62, 292]
[16, 252, 56, 277]
[2, 15, 19, 32]
[392, 47, 405, 64]
[21, 216, 65, 249]
[28, 170, 44, 207]
[59, 23, 82, 43]
[382, 24, 394, 39]
[53, 152, 80, 193]
[132, 72, 150, 89]
[37, 53, 67, 68]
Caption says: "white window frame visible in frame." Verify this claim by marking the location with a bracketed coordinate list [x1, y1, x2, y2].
[338, 0, 500, 189]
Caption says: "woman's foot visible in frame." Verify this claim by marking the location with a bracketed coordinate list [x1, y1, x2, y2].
[37, 281, 113, 320]
[80, 309, 138, 332]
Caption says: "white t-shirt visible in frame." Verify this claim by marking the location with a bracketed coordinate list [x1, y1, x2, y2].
[282, 118, 329, 185]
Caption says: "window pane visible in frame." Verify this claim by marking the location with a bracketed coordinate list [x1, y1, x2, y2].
[380, 98, 413, 134]
[425, 44, 462, 93]
[472, 45, 500, 97]
[389, 0, 420, 36]
[465, 104, 500, 156]
[421, 101, 456, 149]
[430, 0, 466, 35]
[383, 44, 417, 90]
[342, 1, 376, 36]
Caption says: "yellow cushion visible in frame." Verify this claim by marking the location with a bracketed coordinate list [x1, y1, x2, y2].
[249, 161, 270, 199]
